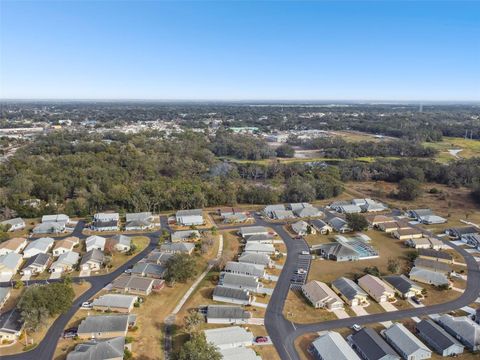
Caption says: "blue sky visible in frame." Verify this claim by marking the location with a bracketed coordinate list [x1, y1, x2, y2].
[1, 1, 479, 101]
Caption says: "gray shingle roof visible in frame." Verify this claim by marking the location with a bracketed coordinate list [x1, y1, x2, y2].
[413, 258, 451, 274]
[418, 249, 453, 261]
[331, 277, 367, 301]
[311, 331, 361, 360]
[0, 309, 24, 333]
[220, 272, 258, 288]
[131, 263, 166, 277]
[383, 323, 431, 357]
[213, 285, 250, 301]
[77, 314, 135, 334]
[206, 305, 250, 320]
[92, 294, 137, 310]
[176, 209, 203, 217]
[350, 327, 399, 360]
[23, 252, 50, 268]
[66, 337, 125, 360]
[383, 275, 422, 295]
[416, 319, 463, 352]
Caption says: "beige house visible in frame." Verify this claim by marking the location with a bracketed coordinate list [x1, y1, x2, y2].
[52, 237, 79, 256]
[392, 227, 424, 240]
[0, 237, 27, 256]
[358, 274, 395, 303]
[301, 280, 344, 310]
[366, 215, 394, 227]
[378, 221, 410, 233]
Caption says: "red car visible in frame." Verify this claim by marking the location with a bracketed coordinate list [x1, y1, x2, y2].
[255, 336, 269, 343]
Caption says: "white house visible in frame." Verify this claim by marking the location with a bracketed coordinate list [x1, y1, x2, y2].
[204, 326, 254, 350]
[0, 253, 23, 281]
[23, 237, 54, 258]
[0, 238, 27, 256]
[0, 218, 25, 232]
[85, 235, 106, 252]
[175, 209, 204, 226]
[50, 251, 80, 273]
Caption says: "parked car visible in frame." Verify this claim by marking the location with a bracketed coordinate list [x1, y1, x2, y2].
[63, 327, 78, 338]
[255, 336, 269, 343]
[301, 251, 310, 255]
[412, 296, 422, 305]
[81, 301, 93, 309]
[351, 324, 362, 332]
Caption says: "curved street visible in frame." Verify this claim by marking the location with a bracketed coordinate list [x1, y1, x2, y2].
[2, 214, 480, 360]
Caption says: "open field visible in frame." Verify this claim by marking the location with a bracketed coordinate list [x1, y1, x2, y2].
[283, 290, 338, 324]
[423, 136, 480, 163]
[345, 181, 480, 233]
[2, 282, 91, 356]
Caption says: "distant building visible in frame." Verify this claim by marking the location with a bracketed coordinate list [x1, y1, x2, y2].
[92, 213, 119, 231]
[409, 267, 450, 287]
[125, 212, 154, 231]
[0, 218, 25, 232]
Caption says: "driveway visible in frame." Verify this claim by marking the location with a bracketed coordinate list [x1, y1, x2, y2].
[332, 309, 350, 319]
[49, 272, 62, 280]
[380, 302, 397, 312]
[351, 306, 369, 316]
[252, 301, 268, 308]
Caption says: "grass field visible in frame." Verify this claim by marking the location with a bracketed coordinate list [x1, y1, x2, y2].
[423, 136, 480, 163]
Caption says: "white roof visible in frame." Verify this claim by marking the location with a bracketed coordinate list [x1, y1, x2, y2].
[220, 347, 261, 360]
[92, 294, 137, 309]
[244, 242, 275, 253]
[42, 214, 69, 223]
[25, 237, 54, 253]
[86, 235, 106, 247]
[311, 331, 361, 360]
[94, 213, 119, 221]
[204, 326, 253, 348]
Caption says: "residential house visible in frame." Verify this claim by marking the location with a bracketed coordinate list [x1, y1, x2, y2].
[50, 251, 79, 273]
[205, 305, 251, 324]
[220, 272, 262, 293]
[171, 230, 200, 242]
[313, 242, 359, 262]
[77, 314, 136, 339]
[0, 237, 27, 256]
[80, 249, 105, 271]
[244, 234, 274, 244]
[392, 228, 424, 241]
[32, 221, 66, 234]
[0, 253, 23, 281]
[445, 226, 478, 239]
[416, 319, 464, 357]
[409, 267, 450, 287]
[42, 214, 70, 223]
[92, 212, 120, 231]
[337, 204, 362, 214]
[52, 237, 79, 256]
[239, 226, 270, 239]
[331, 277, 368, 306]
[310, 219, 333, 235]
[244, 242, 275, 255]
[23, 237, 54, 258]
[238, 252, 273, 268]
[408, 209, 447, 225]
[0, 287, 11, 310]
[220, 347, 262, 360]
[348, 327, 400, 360]
[359, 199, 388, 213]
[212, 285, 253, 305]
[159, 242, 195, 255]
[417, 249, 453, 264]
[272, 209, 295, 220]
[0, 309, 24, 342]
[175, 209, 204, 226]
[294, 206, 323, 218]
[218, 207, 246, 218]
[310, 331, 361, 360]
[405, 237, 448, 250]
[66, 336, 126, 360]
[289, 202, 312, 211]
[0, 218, 25, 232]
[383, 275, 423, 299]
[224, 261, 265, 278]
[109, 235, 132, 252]
[437, 315, 480, 351]
[85, 235, 106, 252]
[204, 326, 254, 350]
[358, 274, 395, 303]
[92, 294, 138, 313]
[365, 215, 395, 228]
[328, 217, 352, 233]
[223, 213, 248, 224]
[413, 258, 451, 275]
[145, 251, 172, 266]
[382, 323, 432, 360]
[111, 274, 162, 296]
[378, 221, 411, 234]
[263, 204, 286, 218]
[20, 253, 51, 276]
[131, 263, 166, 279]
[291, 220, 316, 236]
[461, 233, 480, 249]
[125, 212, 154, 231]
[301, 280, 344, 310]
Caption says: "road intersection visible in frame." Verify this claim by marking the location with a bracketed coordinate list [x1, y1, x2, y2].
[2, 213, 480, 360]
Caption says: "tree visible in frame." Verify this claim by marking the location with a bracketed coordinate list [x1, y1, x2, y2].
[283, 176, 316, 203]
[346, 213, 369, 231]
[363, 266, 380, 277]
[387, 258, 400, 274]
[184, 310, 204, 333]
[275, 144, 295, 158]
[397, 178, 422, 201]
[471, 184, 480, 205]
[165, 254, 197, 283]
[178, 333, 222, 360]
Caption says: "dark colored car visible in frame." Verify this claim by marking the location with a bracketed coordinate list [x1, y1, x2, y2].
[255, 336, 269, 343]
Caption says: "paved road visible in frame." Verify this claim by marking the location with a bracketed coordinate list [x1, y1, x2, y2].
[262, 217, 480, 360]
[4, 214, 480, 360]
[1, 218, 169, 360]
